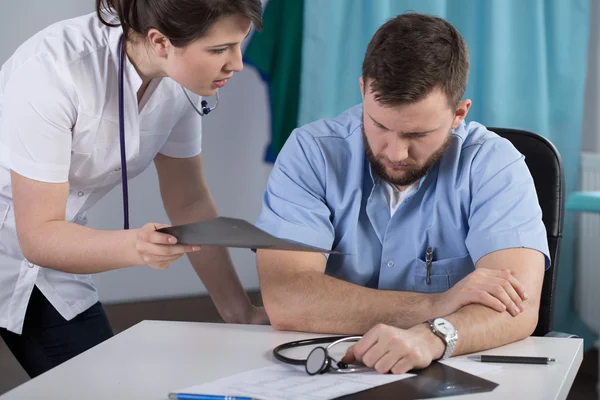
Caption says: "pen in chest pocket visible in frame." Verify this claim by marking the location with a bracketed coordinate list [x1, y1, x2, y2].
[426, 245, 433, 284]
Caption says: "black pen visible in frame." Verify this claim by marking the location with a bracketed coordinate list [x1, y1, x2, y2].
[467, 355, 556, 364]
[425, 246, 433, 284]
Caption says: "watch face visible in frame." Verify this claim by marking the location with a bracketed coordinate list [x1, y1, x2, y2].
[434, 318, 456, 336]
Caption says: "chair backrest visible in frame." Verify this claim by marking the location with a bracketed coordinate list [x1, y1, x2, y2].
[487, 127, 564, 336]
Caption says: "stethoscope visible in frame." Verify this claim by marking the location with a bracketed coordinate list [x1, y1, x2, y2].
[117, 34, 218, 229]
[273, 336, 374, 375]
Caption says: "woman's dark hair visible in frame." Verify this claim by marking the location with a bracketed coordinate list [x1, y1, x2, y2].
[96, 0, 263, 47]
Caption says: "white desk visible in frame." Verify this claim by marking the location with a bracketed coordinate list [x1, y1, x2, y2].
[0, 321, 583, 400]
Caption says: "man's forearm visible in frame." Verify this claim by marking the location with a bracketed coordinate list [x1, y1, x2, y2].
[261, 267, 439, 334]
[436, 251, 544, 357]
[442, 303, 538, 357]
[165, 198, 253, 323]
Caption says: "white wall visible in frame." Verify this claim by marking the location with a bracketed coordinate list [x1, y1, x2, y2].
[90, 68, 271, 303]
[0, 0, 272, 303]
[0, 0, 95, 62]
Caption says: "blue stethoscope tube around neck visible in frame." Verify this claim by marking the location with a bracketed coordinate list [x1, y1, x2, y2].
[117, 34, 218, 230]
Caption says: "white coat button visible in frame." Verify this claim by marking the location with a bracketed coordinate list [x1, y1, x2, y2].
[77, 191, 84, 197]
[28, 262, 34, 268]
[387, 261, 394, 268]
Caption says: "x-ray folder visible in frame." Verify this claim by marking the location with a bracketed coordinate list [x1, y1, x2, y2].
[157, 217, 343, 254]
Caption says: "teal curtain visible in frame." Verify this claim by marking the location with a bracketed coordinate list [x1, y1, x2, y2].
[244, 0, 304, 162]
[299, 0, 596, 346]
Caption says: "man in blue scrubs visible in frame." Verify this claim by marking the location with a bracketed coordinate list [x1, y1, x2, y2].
[255, 13, 549, 374]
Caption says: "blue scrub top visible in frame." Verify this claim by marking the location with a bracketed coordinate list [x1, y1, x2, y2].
[256, 105, 549, 293]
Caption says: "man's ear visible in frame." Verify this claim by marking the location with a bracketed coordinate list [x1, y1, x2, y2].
[359, 77, 365, 102]
[451, 99, 472, 129]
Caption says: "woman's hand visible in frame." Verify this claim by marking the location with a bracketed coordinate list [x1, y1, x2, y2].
[132, 223, 201, 270]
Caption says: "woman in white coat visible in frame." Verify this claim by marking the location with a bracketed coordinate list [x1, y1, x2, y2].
[0, 0, 266, 378]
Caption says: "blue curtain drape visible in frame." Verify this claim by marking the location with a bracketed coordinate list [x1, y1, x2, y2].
[299, 0, 595, 346]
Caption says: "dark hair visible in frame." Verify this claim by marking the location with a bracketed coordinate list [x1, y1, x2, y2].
[96, 0, 263, 47]
[362, 13, 469, 107]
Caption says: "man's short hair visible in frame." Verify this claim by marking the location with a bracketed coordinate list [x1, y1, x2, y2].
[362, 13, 469, 107]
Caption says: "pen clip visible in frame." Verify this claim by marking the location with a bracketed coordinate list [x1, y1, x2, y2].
[425, 246, 433, 285]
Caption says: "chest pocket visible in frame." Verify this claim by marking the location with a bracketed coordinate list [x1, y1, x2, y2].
[137, 103, 178, 167]
[413, 254, 474, 293]
[69, 115, 124, 185]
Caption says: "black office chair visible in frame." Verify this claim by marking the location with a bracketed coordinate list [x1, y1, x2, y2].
[487, 127, 564, 336]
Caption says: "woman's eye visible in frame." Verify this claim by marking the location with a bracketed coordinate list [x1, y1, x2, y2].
[211, 48, 227, 54]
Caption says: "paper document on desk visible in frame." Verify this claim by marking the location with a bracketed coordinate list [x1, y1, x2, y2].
[175, 364, 414, 400]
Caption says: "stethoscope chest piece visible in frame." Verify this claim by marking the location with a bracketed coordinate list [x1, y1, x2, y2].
[306, 346, 330, 375]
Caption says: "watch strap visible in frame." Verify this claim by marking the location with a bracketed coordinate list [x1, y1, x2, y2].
[426, 318, 458, 360]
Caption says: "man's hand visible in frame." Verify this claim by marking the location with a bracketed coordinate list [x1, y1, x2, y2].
[434, 268, 528, 317]
[341, 323, 444, 374]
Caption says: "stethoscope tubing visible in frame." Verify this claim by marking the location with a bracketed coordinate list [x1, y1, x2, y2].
[116, 33, 217, 230]
[273, 335, 373, 374]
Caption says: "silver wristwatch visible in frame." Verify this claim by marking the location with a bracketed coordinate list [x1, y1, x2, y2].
[426, 317, 458, 360]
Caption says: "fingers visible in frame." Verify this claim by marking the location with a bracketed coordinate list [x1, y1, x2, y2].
[470, 269, 527, 316]
[496, 273, 525, 315]
[360, 341, 390, 369]
[369, 349, 422, 374]
[485, 280, 521, 316]
[142, 253, 183, 264]
[137, 228, 200, 255]
[351, 325, 405, 371]
[373, 349, 401, 374]
[488, 269, 527, 301]
[144, 254, 183, 270]
[136, 243, 198, 269]
[341, 346, 356, 365]
[344, 325, 434, 375]
[350, 324, 384, 362]
[140, 229, 179, 246]
[471, 290, 507, 313]
[137, 240, 199, 257]
[493, 271, 526, 316]
[135, 224, 201, 270]
[390, 356, 415, 375]
[504, 269, 528, 300]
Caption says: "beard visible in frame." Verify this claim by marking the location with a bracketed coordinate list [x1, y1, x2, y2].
[363, 124, 452, 187]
